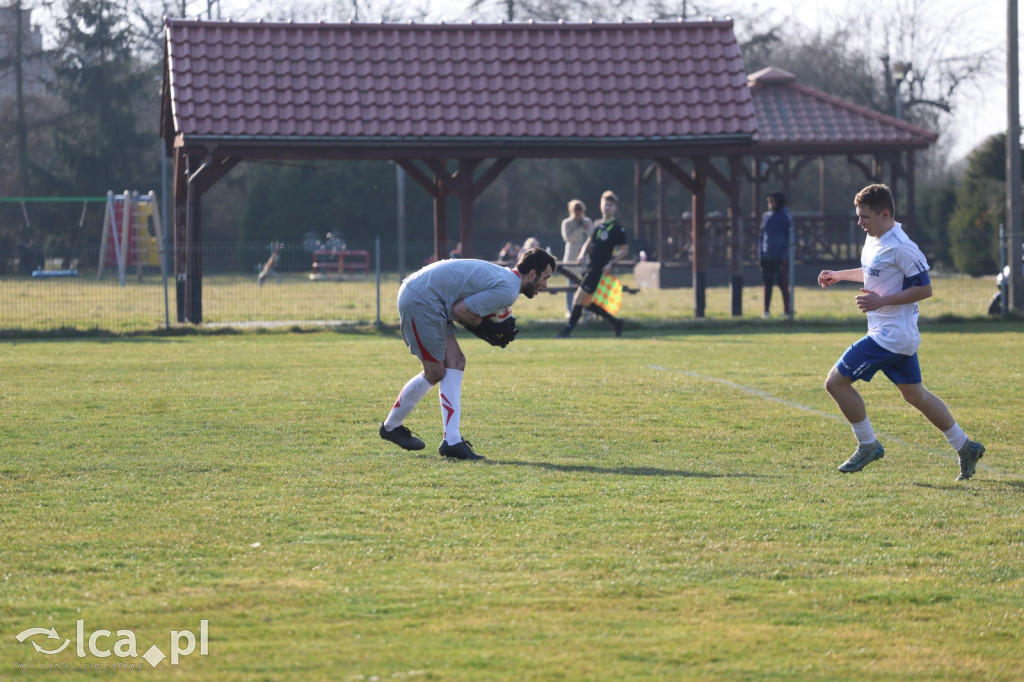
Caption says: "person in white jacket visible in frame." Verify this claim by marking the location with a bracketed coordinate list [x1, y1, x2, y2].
[561, 199, 592, 316]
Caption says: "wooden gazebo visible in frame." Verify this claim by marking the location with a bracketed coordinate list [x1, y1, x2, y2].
[161, 20, 935, 322]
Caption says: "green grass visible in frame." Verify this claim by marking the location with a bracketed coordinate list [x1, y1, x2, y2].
[0, 269, 1004, 332]
[1, 326, 1022, 680]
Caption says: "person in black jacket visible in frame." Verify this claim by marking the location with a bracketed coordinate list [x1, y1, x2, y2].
[555, 190, 628, 338]
[759, 191, 793, 318]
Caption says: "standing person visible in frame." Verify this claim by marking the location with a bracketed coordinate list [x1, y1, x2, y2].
[554, 190, 628, 338]
[497, 242, 521, 265]
[379, 247, 556, 461]
[759, 192, 792, 318]
[561, 199, 593, 316]
[817, 184, 985, 480]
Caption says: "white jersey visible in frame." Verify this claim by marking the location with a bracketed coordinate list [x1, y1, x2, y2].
[861, 222, 930, 356]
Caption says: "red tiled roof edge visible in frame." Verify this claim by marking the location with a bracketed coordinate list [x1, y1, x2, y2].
[786, 81, 938, 143]
[163, 18, 758, 147]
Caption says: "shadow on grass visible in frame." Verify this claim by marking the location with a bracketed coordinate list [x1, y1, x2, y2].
[491, 458, 767, 479]
[913, 478, 1024, 493]
[515, 316, 1022, 341]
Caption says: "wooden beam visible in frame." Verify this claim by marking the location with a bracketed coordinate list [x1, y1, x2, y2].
[727, 155, 745, 317]
[191, 157, 240, 194]
[696, 157, 735, 195]
[433, 175, 448, 263]
[423, 157, 479, 202]
[653, 157, 699, 194]
[395, 159, 438, 196]
[691, 165, 707, 318]
[172, 148, 188, 323]
[846, 155, 875, 181]
[457, 158, 478, 258]
[422, 158, 460, 197]
[472, 158, 513, 196]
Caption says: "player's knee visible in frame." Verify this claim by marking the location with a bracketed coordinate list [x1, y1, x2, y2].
[898, 385, 926, 407]
[422, 365, 446, 384]
[824, 372, 840, 394]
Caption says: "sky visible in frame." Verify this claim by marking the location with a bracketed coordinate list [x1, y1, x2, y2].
[786, 0, 1012, 160]
[27, 0, 1018, 160]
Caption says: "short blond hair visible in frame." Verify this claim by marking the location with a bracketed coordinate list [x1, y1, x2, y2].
[855, 184, 895, 217]
[568, 199, 586, 214]
[600, 190, 618, 205]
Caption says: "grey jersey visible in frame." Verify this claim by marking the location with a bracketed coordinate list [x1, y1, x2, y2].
[400, 259, 521, 318]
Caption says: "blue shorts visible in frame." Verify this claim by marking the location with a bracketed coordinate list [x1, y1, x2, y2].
[835, 336, 922, 385]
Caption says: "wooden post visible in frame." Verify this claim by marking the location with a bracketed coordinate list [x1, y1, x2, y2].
[692, 163, 707, 318]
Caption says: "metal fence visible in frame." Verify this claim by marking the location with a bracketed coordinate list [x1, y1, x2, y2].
[0, 238, 1006, 333]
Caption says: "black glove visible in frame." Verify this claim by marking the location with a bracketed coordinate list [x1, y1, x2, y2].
[464, 316, 519, 348]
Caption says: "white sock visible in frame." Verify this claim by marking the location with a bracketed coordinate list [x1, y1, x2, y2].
[383, 374, 433, 430]
[851, 418, 876, 446]
[439, 369, 464, 445]
[943, 423, 969, 452]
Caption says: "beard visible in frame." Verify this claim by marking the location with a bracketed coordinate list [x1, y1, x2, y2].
[521, 280, 541, 298]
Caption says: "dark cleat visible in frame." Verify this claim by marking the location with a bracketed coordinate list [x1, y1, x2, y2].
[439, 440, 484, 461]
[379, 422, 425, 451]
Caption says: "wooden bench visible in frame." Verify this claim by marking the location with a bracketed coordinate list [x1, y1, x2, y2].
[311, 249, 370, 277]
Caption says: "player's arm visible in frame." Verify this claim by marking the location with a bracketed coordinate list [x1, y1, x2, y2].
[452, 298, 518, 348]
[817, 267, 863, 288]
[604, 243, 629, 272]
[576, 236, 592, 263]
[856, 272, 932, 311]
[451, 298, 482, 327]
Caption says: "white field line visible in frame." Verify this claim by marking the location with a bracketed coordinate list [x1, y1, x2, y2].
[647, 364, 954, 460]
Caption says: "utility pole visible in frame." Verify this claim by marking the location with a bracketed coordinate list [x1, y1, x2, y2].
[1008, 0, 1024, 311]
[14, 0, 29, 199]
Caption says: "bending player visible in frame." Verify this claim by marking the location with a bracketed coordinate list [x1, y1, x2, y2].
[379, 247, 556, 460]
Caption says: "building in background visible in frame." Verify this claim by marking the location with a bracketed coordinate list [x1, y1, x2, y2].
[0, 5, 53, 101]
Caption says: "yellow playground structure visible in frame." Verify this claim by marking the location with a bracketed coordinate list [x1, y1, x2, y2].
[97, 191, 164, 282]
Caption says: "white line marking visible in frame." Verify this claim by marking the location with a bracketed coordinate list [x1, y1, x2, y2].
[648, 364, 841, 421]
[647, 364, 948, 458]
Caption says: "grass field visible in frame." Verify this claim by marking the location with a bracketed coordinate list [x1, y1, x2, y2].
[0, 269, 1004, 333]
[2, 325, 1022, 680]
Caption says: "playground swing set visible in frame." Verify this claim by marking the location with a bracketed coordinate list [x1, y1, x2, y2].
[2, 191, 164, 285]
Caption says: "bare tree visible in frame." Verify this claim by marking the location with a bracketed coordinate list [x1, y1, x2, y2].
[464, 0, 724, 23]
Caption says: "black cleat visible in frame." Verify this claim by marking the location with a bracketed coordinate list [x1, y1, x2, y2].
[439, 440, 484, 461]
[612, 318, 623, 337]
[554, 327, 572, 339]
[379, 422, 425, 451]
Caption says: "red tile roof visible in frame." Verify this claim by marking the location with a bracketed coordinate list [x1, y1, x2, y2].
[163, 19, 757, 154]
[747, 66, 937, 150]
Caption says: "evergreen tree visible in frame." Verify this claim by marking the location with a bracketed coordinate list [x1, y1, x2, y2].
[948, 134, 1014, 275]
[32, 0, 157, 255]
[915, 175, 958, 269]
[48, 0, 151, 201]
